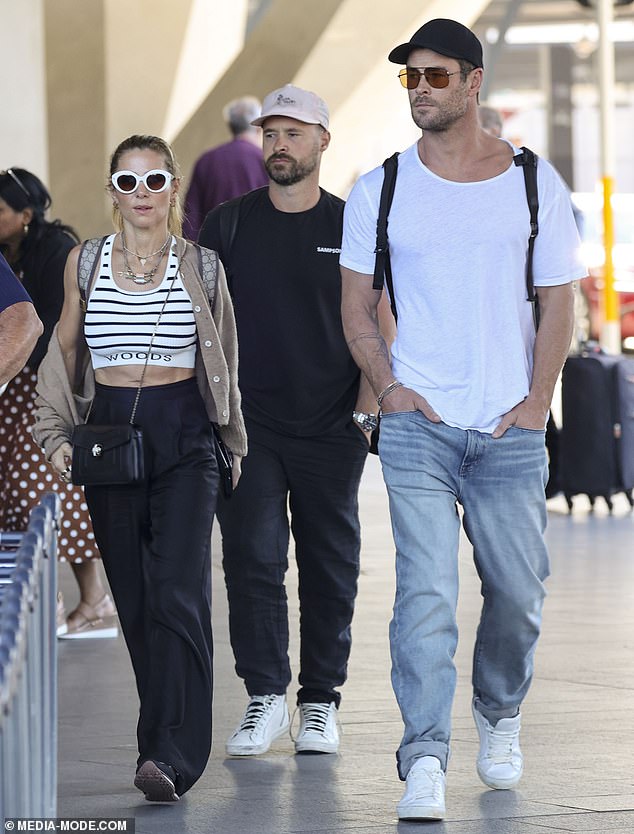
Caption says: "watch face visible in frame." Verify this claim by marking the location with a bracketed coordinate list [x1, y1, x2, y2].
[354, 412, 378, 431]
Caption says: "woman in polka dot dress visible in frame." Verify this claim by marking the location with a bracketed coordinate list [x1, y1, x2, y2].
[0, 168, 116, 637]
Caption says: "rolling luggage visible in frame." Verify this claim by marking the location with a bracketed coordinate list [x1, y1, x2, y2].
[560, 349, 634, 511]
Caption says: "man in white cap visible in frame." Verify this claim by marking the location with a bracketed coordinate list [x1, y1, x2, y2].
[340, 17, 584, 820]
[199, 84, 373, 757]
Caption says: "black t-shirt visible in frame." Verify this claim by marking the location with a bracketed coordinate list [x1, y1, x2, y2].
[199, 188, 360, 436]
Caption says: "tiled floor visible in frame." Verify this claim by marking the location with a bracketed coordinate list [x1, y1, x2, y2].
[57, 456, 634, 833]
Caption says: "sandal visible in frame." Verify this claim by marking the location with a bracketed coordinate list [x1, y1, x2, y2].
[59, 593, 118, 639]
[56, 591, 68, 637]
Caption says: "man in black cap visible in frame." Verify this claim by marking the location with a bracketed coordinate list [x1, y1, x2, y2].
[340, 18, 585, 820]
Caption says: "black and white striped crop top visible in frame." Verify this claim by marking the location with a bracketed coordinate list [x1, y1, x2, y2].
[84, 235, 197, 369]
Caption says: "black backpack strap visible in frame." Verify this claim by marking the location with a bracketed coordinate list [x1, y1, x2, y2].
[216, 196, 243, 294]
[514, 146, 540, 329]
[373, 153, 400, 321]
[217, 198, 241, 262]
[77, 236, 108, 312]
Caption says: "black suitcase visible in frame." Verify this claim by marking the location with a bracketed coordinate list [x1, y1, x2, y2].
[560, 350, 634, 512]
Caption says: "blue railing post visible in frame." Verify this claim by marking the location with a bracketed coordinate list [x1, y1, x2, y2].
[0, 493, 60, 818]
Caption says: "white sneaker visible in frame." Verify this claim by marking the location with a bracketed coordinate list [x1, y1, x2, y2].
[226, 694, 290, 756]
[294, 702, 339, 754]
[397, 756, 446, 820]
[472, 703, 523, 789]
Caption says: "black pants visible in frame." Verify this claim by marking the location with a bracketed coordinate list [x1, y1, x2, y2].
[217, 417, 368, 707]
[85, 379, 217, 797]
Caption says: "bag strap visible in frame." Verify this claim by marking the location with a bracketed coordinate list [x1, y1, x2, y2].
[217, 197, 243, 294]
[130, 239, 221, 422]
[513, 146, 540, 329]
[128, 265, 177, 424]
[78, 236, 108, 311]
[187, 241, 219, 311]
[372, 153, 400, 321]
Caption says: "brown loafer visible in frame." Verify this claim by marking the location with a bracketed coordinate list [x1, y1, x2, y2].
[134, 760, 179, 802]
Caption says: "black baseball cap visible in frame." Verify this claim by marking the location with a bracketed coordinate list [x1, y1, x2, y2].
[388, 18, 484, 68]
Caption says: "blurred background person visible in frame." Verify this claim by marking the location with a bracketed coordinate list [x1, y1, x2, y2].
[478, 104, 504, 138]
[0, 167, 116, 638]
[183, 95, 268, 240]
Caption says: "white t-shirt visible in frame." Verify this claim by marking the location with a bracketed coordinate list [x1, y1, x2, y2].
[340, 142, 586, 433]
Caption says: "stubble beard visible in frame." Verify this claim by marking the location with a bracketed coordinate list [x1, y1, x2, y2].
[410, 92, 469, 133]
[265, 148, 320, 186]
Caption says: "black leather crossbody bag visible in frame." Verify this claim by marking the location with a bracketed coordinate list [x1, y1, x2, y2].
[71, 264, 176, 487]
[71, 423, 144, 486]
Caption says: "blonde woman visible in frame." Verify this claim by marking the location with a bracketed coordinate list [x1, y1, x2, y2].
[34, 135, 246, 802]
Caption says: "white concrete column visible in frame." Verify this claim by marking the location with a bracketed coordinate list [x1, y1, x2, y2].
[44, 0, 108, 238]
[0, 0, 48, 179]
[171, 0, 347, 182]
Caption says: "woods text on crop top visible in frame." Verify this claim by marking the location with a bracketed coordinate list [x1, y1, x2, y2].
[84, 235, 197, 369]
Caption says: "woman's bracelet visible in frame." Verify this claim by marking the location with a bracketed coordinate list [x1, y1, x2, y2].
[377, 380, 403, 408]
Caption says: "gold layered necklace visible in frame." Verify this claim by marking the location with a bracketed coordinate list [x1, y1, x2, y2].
[118, 232, 171, 285]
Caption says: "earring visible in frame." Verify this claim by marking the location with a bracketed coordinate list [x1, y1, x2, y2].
[23, 223, 29, 235]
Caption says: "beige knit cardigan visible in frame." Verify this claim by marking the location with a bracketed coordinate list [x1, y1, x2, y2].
[32, 236, 247, 458]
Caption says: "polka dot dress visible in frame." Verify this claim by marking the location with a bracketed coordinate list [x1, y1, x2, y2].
[0, 369, 99, 563]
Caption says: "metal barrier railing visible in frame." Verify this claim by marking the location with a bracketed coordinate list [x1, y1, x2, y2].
[0, 492, 60, 819]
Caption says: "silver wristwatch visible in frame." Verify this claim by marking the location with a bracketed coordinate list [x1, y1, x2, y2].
[353, 411, 379, 432]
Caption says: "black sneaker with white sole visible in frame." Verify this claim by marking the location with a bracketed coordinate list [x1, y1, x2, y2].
[134, 760, 179, 802]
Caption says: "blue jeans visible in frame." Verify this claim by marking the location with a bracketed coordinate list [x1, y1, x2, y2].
[378, 412, 549, 779]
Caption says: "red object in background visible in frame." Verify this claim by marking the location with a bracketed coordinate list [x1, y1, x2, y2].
[571, 192, 634, 348]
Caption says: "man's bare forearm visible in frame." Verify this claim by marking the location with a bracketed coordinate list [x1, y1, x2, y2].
[347, 332, 392, 379]
[341, 266, 442, 422]
[0, 302, 43, 386]
[528, 283, 575, 412]
[341, 267, 397, 399]
[493, 282, 576, 436]
[349, 334, 395, 393]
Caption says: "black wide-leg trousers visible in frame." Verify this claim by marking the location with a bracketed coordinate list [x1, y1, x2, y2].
[85, 378, 218, 797]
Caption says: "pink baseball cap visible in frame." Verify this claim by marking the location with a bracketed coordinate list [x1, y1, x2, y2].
[251, 84, 329, 130]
